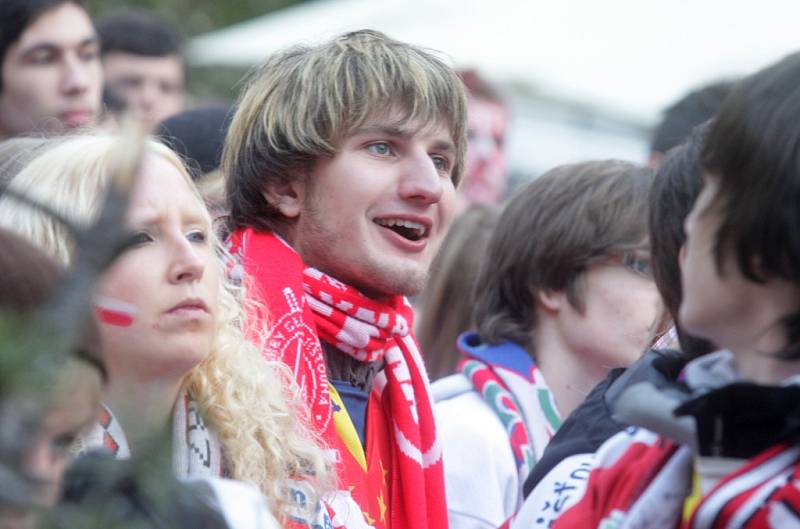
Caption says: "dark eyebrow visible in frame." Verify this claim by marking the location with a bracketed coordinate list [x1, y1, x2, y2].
[20, 35, 99, 56]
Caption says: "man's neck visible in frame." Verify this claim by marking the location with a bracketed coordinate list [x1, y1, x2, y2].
[532, 321, 610, 418]
[322, 341, 384, 393]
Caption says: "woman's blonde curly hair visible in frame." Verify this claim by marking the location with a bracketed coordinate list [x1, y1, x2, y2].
[0, 134, 330, 522]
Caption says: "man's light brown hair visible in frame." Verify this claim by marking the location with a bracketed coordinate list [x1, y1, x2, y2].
[223, 29, 468, 232]
[474, 160, 653, 352]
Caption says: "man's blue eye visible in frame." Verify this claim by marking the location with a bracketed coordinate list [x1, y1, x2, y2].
[432, 156, 449, 172]
[367, 142, 391, 156]
[187, 230, 207, 243]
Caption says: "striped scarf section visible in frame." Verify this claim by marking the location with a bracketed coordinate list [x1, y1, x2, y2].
[458, 335, 561, 480]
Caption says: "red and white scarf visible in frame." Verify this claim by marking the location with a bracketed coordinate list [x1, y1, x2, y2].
[227, 228, 447, 529]
[75, 389, 226, 478]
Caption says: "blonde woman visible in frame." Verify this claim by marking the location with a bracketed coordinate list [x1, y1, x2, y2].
[0, 134, 329, 525]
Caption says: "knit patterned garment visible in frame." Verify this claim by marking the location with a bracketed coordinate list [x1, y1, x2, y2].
[227, 228, 448, 529]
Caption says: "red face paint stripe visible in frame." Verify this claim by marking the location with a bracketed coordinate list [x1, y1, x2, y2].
[95, 306, 134, 327]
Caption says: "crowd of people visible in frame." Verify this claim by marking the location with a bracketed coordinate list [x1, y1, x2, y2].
[1, 1, 799, 529]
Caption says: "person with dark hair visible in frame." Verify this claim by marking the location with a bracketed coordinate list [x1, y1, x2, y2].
[542, 51, 800, 529]
[96, 9, 184, 131]
[433, 160, 660, 529]
[157, 105, 233, 217]
[511, 125, 716, 529]
[0, 0, 101, 139]
[649, 81, 734, 166]
[416, 205, 499, 381]
[223, 29, 468, 529]
[0, 228, 103, 529]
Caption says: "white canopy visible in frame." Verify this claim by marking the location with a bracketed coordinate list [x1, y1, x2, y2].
[189, 0, 800, 125]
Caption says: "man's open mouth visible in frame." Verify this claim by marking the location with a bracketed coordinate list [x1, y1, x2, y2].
[374, 218, 429, 242]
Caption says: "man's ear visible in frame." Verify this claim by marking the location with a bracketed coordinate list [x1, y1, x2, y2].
[538, 289, 565, 314]
[262, 180, 305, 219]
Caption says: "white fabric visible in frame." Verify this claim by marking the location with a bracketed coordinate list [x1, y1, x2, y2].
[435, 374, 518, 529]
[183, 476, 281, 529]
[510, 452, 595, 529]
[695, 456, 747, 495]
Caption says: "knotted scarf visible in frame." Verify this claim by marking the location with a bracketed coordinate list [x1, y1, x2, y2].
[227, 228, 447, 529]
[457, 334, 561, 485]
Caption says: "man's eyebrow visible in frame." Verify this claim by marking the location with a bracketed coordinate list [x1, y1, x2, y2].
[20, 35, 99, 55]
[353, 125, 456, 152]
[353, 125, 413, 139]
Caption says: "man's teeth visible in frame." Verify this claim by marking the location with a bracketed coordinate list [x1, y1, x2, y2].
[375, 218, 427, 237]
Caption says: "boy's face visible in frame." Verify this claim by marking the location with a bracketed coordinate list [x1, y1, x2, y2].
[0, 360, 101, 529]
[554, 249, 662, 370]
[102, 52, 184, 132]
[678, 175, 797, 354]
[0, 2, 102, 138]
[289, 112, 458, 298]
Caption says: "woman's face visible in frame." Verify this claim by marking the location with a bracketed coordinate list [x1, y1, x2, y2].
[96, 153, 219, 384]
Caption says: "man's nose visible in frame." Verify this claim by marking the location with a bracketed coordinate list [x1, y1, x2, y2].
[61, 54, 94, 96]
[398, 153, 445, 204]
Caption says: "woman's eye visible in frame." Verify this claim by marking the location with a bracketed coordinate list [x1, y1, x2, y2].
[367, 142, 392, 156]
[187, 230, 207, 244]
[129, 231, 154, 245]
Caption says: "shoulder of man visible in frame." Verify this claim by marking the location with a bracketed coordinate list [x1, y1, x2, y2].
[432, 372, 473, 402]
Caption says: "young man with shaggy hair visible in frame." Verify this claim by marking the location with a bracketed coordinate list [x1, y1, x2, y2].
[433, 160, 661, 529]
[223, 30, 467, 529]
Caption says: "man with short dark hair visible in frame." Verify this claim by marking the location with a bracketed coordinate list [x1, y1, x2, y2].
[433, 160, 660, 529]
[223, 30, 468, 529]
[648, 81, 734, 166]
[96, 9, 184, 131]
[0, 0, 102, 139]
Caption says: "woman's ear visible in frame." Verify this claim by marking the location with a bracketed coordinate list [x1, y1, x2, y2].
[262, 180, 306, 219]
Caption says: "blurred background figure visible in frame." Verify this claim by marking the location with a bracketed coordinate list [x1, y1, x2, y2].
[0, 228, 103, 529]
[96, 8, 185, 132]
[648, 80, 734, 167]
[416, 205, 499, 380]
[97, 85, 128, 132]
[156, 105, 232, 219]
[454, 69, 510, 216]
[0, 0, 102, 139]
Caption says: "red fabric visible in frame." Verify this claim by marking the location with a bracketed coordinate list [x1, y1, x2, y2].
[553, 436, 679, 529]
[227, 228, 447, 529]
[554, 433, 800, 529]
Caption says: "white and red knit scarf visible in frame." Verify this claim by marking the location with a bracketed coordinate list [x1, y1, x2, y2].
[75, 389, 226, 478]
[227, 228, 447, 529]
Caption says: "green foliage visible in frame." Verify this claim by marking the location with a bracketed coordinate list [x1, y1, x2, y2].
[84, 0, 303, 37]
[84, 0, 305, 100]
